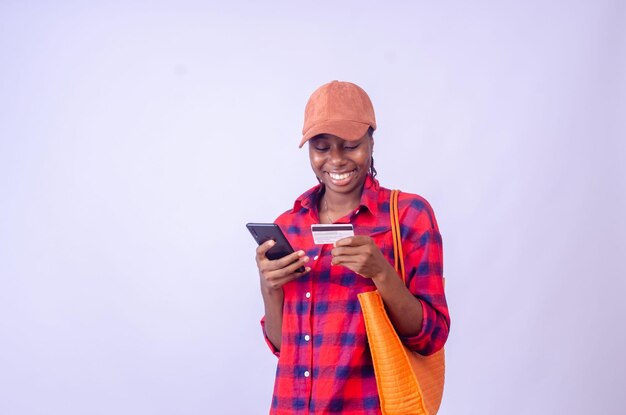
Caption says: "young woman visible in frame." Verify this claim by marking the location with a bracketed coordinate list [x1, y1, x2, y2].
[255, 81, 450, 414]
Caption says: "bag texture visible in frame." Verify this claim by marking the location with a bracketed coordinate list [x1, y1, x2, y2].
[357, 189, 446, 415]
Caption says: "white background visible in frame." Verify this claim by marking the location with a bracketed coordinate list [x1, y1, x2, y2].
[1, 1, 625, 414]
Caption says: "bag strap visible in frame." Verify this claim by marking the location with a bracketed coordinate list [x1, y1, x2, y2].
[390, 189, 406, 284]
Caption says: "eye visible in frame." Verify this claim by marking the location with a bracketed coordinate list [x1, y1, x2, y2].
[344, 143, 360, 151]
[313, 145, 330, 152]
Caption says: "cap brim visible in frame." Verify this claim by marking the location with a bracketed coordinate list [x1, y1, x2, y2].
[299, 120, 370, 148]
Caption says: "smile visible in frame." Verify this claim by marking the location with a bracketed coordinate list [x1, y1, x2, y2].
[328, 170, 355, 180]
[325, 169, 357, 185]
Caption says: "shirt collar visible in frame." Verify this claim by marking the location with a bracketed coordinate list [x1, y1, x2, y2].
[359, 175, 381, 218]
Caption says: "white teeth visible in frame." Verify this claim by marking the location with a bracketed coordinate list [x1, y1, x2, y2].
[329, 171, 354, 180]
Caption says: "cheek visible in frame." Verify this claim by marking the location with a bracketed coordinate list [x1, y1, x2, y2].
[309, 155, 324, 172]
[310, 151, 327, 164]
[357, 150, 372, 167]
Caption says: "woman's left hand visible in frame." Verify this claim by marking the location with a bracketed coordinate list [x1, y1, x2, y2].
[331, 236, 393, 280]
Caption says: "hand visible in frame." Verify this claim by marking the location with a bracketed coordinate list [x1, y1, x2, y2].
[256, 240, 310, 293]
[331, 236, 393, 280]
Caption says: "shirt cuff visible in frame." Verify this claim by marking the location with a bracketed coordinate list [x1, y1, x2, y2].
[260, 316, 280, 357]
[398, 299, 436, 354]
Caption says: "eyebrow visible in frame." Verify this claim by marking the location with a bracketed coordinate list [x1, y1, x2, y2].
[310, 135, 356, 144]
[310, 135, 330, 142]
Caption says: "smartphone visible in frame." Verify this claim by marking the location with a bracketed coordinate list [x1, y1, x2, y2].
[246, 223, 305, 272]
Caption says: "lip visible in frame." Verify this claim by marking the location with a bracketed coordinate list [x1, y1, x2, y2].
[325, 169, 357, 186]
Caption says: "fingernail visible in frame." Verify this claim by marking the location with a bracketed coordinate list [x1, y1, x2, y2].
[298, 250, 305, 256]
[303, 256, 309, 262]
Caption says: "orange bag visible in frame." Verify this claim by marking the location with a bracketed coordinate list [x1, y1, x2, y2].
[357, 190, 446, 415]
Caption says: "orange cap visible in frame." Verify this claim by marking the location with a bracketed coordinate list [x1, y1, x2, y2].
[299, 81, 376, 148]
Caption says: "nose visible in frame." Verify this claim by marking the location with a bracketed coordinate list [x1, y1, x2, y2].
[328, 146, 347, 167]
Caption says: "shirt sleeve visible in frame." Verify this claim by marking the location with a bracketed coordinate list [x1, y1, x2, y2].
[258, 210, 296, 359]
[397, 197, 450, 355]
[260, 316, 281, 357]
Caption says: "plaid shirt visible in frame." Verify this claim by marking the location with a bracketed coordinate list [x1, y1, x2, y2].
[261, 176, 450, 414]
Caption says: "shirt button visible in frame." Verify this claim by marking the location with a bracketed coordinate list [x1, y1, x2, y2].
[305, 292, 311, 299]
[304, 370, 310, 378]
[304, 334, 310, 341]
[313, 255, 319, 261]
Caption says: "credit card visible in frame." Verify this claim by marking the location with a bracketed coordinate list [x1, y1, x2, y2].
[311, 224, 355, 245]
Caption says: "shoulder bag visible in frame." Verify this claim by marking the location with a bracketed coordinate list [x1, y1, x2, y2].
[357, 189, 446, 415]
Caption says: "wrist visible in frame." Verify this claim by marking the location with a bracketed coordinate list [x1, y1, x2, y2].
[371, 262, 395, 285]
[261, 284, 284, 300]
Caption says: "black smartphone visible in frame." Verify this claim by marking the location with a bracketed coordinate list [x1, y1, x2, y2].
[246, 223, 305, 272]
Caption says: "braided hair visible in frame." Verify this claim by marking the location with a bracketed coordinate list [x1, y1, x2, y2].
[368, 127, 377, 178]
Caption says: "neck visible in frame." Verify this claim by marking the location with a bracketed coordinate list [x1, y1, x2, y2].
[320, 184, 364, 223]
[323, 191, 360, 212]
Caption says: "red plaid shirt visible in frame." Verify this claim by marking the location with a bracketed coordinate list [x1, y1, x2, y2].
[261, 176, 449, 414]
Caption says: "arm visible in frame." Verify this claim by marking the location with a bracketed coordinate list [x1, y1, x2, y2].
[332, 202, 449, 355]
[261, 285, 284, 354]
[331, 238, 427, 335]
[386, 227, 448, 355]
[370, 261, 425, 338]
[256, 240, 310, 353]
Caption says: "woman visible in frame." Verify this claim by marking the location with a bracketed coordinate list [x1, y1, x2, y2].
[256, 81, 450, 414]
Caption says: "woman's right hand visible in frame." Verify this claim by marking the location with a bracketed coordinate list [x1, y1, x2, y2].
[256, 240, 310, 293]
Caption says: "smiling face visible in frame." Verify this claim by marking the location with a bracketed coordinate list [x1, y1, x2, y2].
[308, 132, 373, 197]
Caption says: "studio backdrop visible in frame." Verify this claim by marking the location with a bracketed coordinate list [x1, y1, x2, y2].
[1, 1, 625, 414]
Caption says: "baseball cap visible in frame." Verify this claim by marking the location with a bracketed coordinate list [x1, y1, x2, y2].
[299, 80, 377, 148]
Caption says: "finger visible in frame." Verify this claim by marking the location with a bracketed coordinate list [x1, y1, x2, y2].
[331, 245, 364, 257]
[256, 240, 276, 258]
[334, 235, 371, 247]
[329, 256, 366, 275]
[331, 254, 361, 266]
[271, 254, 310, 275]
[284, 259, 311, 275]
[264, 265, 311, 289]
[257, 243, 306, 269]
[334, 236, 354, 247]
[261, 251, 309, 275]
[351, 235, 373, 245]
[271, 250, 307, 270]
